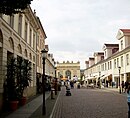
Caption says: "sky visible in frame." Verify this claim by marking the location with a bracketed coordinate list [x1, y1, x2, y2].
[31, 0, 130, 69]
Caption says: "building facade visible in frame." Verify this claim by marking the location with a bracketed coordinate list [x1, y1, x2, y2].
[56, 61, 80, 81]
[84, 29, 130, 88]
[0, 6, 56, 111]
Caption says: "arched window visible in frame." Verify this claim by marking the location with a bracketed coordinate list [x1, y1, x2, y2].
[29, 53, 32, 60]
[65, 70, 71, 79]
[17, 44, 22, 54]
[8, 37, 14, 50]
[25, 49, 27, 57]
[0, 29, 3, 43]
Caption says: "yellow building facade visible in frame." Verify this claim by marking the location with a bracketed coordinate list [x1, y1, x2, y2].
[56, 61, 80, 81]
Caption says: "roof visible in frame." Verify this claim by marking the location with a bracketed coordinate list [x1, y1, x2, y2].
[94, 52, 104, 55]
[89, 57, 94, 60]
[104, 43, 119, 47]
[120, 29, 130, 33]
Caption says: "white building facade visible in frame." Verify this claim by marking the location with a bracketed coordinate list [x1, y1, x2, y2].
[84, 29, 130, 88]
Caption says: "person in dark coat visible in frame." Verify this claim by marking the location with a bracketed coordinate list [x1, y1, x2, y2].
[125, 81, 129, 93]
[121, 81, 125, 93]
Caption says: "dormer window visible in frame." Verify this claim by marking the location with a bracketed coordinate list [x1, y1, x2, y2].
[105, 50, 106, 56]
[121, 40, 123, 50]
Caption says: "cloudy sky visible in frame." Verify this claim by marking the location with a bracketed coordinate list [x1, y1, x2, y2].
[31, 0, 130, 69]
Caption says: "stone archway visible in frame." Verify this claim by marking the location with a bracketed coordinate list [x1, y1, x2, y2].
[65, 70, 71, 79]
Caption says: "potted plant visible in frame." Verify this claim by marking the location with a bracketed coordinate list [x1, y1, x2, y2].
[4, 57, 19, 111]
[17, 58, 32, 105]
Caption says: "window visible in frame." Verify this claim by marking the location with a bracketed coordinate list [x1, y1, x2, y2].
[117, 58, 119, 67]
[108, 62, 109, 70]
[24, 22, 28, 42]
[18, 14, 22, 36]
[33, 33, 36, 49]
[101, 56, 104, 60]
[121, 56, 123, 67]
[105, 63, 107, 70]
[114, 59, 116, 68]
[37, 35, 39, 46]
[103, 64, 104, 71]
[121, 40, 123, 50]
[105, 50, 106, 57]
[110, 61, 112, 69]
[126, 54, 129, 65]
[37, 54, 39, 66]
[9, 15, 14, 28]
[29, 28, 32, 46]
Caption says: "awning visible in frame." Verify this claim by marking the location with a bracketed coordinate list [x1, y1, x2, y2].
[100, 74, 112, 80]
[61, 78, 68, 81]
[85, 76, 96, 80]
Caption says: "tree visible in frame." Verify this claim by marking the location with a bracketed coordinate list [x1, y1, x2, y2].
[17, 58, 32, 99]
[0, 0, 33, 15]
[4, 57, 19, 101]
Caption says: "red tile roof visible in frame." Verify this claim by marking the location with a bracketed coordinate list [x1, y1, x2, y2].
[104, 43, 119, 47]
[89, 57, 94, 60]
[120, 29, 130, 33]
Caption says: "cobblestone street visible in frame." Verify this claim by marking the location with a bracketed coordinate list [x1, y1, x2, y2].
[51, 87, 128, 118]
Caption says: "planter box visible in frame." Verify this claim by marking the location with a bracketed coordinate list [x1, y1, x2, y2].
[10, 101, 19, 111]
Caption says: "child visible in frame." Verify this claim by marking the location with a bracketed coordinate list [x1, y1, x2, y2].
[127, 85, 130, 118]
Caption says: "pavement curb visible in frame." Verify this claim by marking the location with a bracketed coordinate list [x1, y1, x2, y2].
[49, 89, 62, 118]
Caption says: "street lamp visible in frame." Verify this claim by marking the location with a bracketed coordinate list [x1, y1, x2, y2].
[118, 66, 121, 94]
[41, 48, 48, 115]
[54, 67, 57, 95]
[99, 71, 101, 89]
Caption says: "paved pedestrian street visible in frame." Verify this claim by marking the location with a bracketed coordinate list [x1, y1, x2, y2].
[51, 87, 128, 118]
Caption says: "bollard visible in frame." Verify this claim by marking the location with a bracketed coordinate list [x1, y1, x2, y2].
[66, 87, 71, 96]
[51, 88, 55, 99]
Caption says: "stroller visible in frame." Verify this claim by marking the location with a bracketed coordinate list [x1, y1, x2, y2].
[66, 86, 71, 96]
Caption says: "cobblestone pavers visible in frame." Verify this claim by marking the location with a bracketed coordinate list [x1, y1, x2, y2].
[51, 87, 128, 118]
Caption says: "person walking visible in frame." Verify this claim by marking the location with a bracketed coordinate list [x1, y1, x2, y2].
[121, 81, 125, 93]
[127, 85, 130, 118]
[125, 81, 129, 93]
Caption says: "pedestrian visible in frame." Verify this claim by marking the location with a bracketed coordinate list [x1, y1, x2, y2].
[127, 85, 130, 118]
[125, 81, 129, 93]
[121, 81, 125, 93]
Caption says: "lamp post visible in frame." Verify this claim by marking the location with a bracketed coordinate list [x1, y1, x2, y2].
[41, 48, 48, 115]
[118, 66, 121, 94]
[99, 71, 101, 89]
[54, 67, 57, 95]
